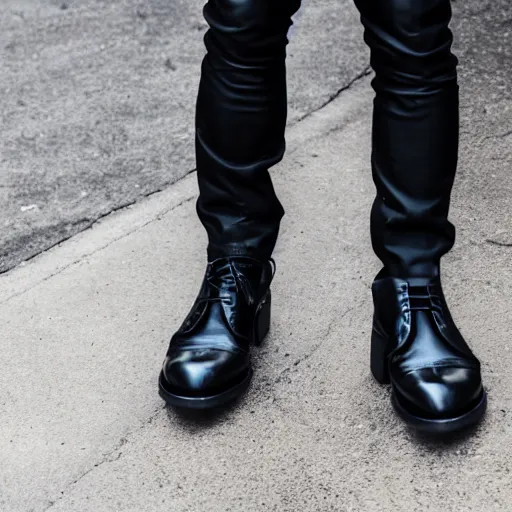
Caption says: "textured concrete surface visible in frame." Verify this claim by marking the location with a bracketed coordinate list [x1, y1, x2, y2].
[1, 59, 512, 512]
[0, 0, 369, 272]
[1, 0, 512, 511]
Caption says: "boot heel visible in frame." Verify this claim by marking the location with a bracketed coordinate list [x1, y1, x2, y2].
[253, 291, 271, 346]
[371, 328, 391, 384]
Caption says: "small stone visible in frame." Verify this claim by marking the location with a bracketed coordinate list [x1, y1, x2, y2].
[136, 8, 148, 20]
[20, 204, 39, 213]
[164, 58, 177, 71]
[192, 21, 207, 31]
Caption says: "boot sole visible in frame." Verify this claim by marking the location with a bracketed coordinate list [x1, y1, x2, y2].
[158, 368, 253, 410]
[391, 390, 487, 435]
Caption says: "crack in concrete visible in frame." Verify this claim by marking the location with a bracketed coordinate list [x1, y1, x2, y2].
[268, 301, 366, 414]
[498, 129, 512, 139]
[42, 407, 165, 512]
[292, 315, 339, 368]
[274, 302, 361, 387]
[0, 168, 197, 277]
[0, 195, 196, 306]
[291, 304, 358, 369]
[482, 129, 512, 142]
[296, 65, 372, 123]
[486, 239, 512, 247]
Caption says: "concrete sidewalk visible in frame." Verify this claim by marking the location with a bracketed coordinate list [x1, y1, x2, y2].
[1, 70, 512, 511]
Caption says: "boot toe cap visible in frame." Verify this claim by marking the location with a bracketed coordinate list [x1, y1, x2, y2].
[162, 348, 249, 397]
[394, 366, 483, 420]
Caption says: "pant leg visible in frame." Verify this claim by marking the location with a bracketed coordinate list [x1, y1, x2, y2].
[196, 0, 302, 261]
[354, 0, 459, 278]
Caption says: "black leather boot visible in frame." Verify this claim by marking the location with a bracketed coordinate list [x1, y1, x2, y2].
[371, 271, 487, 433]
[159, 257, 274, 409]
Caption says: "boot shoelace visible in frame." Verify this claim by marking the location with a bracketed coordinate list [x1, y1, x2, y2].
[204, 257, 276, 306]
[406, 286, 442, 312]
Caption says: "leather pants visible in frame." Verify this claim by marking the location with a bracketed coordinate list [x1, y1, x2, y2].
[195, 0, 459, 278]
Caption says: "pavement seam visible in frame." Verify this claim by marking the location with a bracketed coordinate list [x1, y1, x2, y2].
[0, 195, 196, 306]
[0, 169, 197, 277]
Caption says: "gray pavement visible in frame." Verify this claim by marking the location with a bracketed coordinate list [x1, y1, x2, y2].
[1, 0, 512, 511]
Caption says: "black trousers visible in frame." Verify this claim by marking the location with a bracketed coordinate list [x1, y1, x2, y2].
[195, 0, 459, 278]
